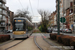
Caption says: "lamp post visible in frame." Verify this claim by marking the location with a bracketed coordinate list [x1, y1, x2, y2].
[57, 0, 60, 35]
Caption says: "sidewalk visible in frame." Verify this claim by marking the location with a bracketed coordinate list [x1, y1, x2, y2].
[42, 33, 74, 50]
[46, 38, 72, 50]
[62, 33, 75, 37]
[52, 31, 75, 37]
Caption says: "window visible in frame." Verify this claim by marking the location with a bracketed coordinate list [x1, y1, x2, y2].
[70, 2, 73, 7]
[3, 16, 6, 21]
[74, 15, 75, 20]
[0, 8, 2, 11]
[74, 6, 75, 13]
[0, 8, 2, 13]
[0, 15, 2, 19]
[0, 2, 2, 5]
[70, 9, 73, 13]
[74, 0, 75, 5]
[14, 23, 25, 31]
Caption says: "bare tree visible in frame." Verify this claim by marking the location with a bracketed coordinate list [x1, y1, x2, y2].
[15, 9, 32, 22]
[38, 10, 51, 22]
[38, 10, 51, 32]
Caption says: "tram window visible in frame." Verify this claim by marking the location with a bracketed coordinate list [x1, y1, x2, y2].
[14, 23, 25, 31]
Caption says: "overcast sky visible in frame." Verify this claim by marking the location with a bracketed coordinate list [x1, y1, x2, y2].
[6, 0, 56, 23]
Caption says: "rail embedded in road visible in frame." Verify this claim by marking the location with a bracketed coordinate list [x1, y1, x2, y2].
[34, 36, 43, 50]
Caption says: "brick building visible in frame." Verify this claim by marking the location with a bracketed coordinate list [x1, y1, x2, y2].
[0, 0, 14, 33]
[56, 0, 73, 28]
[49, 11, 57, 28]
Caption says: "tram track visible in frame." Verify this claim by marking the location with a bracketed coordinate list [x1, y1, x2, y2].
[0, 40, 14, 47]
[0, 38, 26, 50]
[41, 34, 63, 50]
[34, 36, 43, 50]
[5, 39, 25, 50]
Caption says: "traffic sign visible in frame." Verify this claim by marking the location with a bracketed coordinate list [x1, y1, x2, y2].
[60, 17, 66, 23]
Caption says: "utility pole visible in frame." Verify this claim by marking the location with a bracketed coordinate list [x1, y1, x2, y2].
[57, 0, 60, 35]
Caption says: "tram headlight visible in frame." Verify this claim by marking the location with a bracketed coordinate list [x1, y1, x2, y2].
[24, 32, 26, 34]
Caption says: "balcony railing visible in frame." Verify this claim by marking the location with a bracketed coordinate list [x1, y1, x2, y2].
[0, 11, 2, 14]
[0, 4, 6, 9]
[0, 0, 6, 4]
[3, 0, 6, 3]
[0, 4, 2, 7]
[3, 10, 7, 16]
[3, 4, 6, 9]
[0, 24, 5, 27]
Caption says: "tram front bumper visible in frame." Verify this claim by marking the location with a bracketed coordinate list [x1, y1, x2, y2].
[13, 34, 27, 38]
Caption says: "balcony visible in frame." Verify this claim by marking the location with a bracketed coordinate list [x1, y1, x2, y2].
[3, 5, 6, 9]
[0, 24, 5, 27]
[0, 4, 6, 10]
[0, 21, 5, 27]
[0, 11, 2, 14]
[0, 0, 6, 4]
[3, 10, 7, 16]
[3, 0, 6, 4]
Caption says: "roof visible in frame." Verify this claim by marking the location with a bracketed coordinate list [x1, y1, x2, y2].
[13, 17, 33, 26]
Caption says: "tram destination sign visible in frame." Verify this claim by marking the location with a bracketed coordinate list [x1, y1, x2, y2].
[15, 20, 24, 22]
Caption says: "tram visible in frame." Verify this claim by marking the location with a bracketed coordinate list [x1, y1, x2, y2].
[12, 17, 33, 38]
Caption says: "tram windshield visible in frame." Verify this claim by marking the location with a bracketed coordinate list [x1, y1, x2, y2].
[14, 23, 25, 31]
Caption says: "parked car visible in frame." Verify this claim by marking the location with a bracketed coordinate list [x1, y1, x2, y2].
[60, 28, 63, 32]
[65, 29, 72, 33]
[47, 28, 52, 33]
[62, 28, 72, 33]
[53, 28, 58, 32]
[7, 30, 13, 33]
[62, 28, 66, 32]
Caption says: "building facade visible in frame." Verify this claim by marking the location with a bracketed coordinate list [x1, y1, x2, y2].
[9, 11, 14, 30]
[73, 0, 75, 31]
[0, 0, 7, 32]
[0, 0, 14, 33]
[49, 11, 57, 28]
[56, 0, 73, 29]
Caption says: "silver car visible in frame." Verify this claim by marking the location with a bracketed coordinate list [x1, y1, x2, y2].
[65, 29, 72, 33]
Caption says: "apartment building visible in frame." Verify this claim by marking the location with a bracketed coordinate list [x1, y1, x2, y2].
[56, 0, 73, 28]
[56, 0, 64, 28]
[10, 11, 14, 30]
[6, 7, 14, 30]
[49, 11, 57, 28]
[64, 3, 73, 30]
[0, 0, 14, 33]
[63, 0, 73, 13]
[0, 0, 7, 32]
[73, 0, 75, 31]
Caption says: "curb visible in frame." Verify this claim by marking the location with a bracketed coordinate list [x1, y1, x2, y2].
[42, 36, 63, 50]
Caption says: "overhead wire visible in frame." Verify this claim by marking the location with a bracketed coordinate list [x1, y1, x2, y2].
[18, 0, 24, 8]
[37, 0, 39, 9]
[29, 0, 34, 16]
